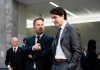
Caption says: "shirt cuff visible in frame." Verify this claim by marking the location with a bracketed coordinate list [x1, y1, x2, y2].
[32, 46, 35, 50]
[7, 65, 11, 68]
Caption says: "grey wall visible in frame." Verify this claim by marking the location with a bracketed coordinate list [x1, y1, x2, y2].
[75, 22, 100, 54]
[18, 3, 27, 46]
[0, 0, 6, 67]
[0, 0, 27, 67]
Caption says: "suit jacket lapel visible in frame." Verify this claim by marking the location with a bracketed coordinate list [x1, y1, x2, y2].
[60, 23, 69, 40]
[11, 48, 15, 54]
[30, 35, 35, 46]
[17, 47, 20, 53]
[14, 47, 19, 54]
[39, 33, 46, 45]
[33, 36, 35, 45]
[53, 23, 69, 56]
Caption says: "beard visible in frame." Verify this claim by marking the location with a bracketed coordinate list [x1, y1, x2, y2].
[39, 32, 43, 35]
[36, 28, 44, 35]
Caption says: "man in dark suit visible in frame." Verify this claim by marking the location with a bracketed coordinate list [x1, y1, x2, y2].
[5, 37, 25, 70]
[87, 39, 97, 70]
[50, 7, 82, 70]
[25, 18, 54, 70]
[81, 47, 88, 70]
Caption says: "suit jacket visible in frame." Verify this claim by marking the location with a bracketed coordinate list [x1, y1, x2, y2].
[80, 52, 88, 70]
[25, 33, 54, 70]
[52, 23, 82, 70]
[5, 47, 25, 70]
[87, 50, 97, 70]
[21, 45, 25, 48]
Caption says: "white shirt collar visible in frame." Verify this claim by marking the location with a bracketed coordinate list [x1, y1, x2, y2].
[60, 20, 67, 29]
[13, 46, 18, 51]
[36, 33, 44, 38]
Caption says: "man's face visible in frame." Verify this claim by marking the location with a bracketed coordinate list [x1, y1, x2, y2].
[51, 14, 64, 27]
[34, 20, 44, 35]
[12, 38, 19, 47]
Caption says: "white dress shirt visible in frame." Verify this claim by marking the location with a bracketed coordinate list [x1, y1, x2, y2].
[13, 46, 18, 52]
[55, 21, 67, 59]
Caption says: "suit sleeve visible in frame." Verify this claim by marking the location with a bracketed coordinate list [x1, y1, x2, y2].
[68, 26, 82, 70]
[5, 50, 10, 66]
[25, 38, 34, 53]
[25, 38, 31, 48]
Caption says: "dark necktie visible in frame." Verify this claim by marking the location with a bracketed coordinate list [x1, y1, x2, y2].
[56, 28, 61, 45]
[13, 48, 16, 53]
[37, 35, 41, 43]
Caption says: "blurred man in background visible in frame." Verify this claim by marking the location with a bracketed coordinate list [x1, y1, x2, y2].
[5, 37, 25, 70]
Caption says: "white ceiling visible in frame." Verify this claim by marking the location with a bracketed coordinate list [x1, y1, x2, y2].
[16, 0, 100, 27]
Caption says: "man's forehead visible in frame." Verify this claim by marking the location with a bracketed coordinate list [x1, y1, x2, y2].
[51, 14, 58, 17]
[12, 37, 18, 41]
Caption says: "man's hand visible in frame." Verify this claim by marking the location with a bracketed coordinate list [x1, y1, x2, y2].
[33, 43, 41, 50]
[28, 54, 32, 58]
[7, 65, 13, 70]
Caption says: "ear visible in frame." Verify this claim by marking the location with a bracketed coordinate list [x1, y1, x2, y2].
[60, 15, 64, 19]
[62, 15, 64, 18]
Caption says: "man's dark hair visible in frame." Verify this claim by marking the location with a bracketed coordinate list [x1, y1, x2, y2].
[88, 39, 96, 51]
[50, 7, 67, 20]
[33, 18, 44, 26]
[23, 37, 26, 43]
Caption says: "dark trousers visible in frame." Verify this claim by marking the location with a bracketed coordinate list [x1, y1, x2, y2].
[25, 61, 34, 70]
